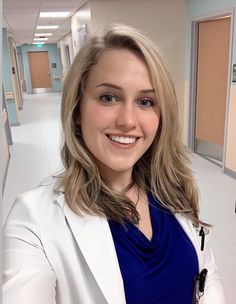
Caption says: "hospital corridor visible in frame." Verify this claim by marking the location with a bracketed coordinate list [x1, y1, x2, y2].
[2, 0, 236, 303]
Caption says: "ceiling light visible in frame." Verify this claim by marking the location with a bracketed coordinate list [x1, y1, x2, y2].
[33, 42, 45, 45]
[34, 38, 48, 41]
[37, 25, 58, 29]
[35, 33, 52, 36]
[40, 12, 70, 18]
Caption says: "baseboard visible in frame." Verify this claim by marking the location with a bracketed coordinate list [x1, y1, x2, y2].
[10, 122, 20, 127]
[224, 167, 236, 179]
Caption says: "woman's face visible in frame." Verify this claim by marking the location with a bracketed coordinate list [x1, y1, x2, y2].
[78, 49, 160, 178]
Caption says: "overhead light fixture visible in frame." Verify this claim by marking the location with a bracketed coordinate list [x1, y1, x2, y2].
[37, 25, 58, 29]
[40, 12, 70, 18]
[33, 42, 45, 45]
[35, 33, 52, 36]
[34, 38, 48, 41]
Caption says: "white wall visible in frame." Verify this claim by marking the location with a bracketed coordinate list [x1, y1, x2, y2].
[58, 32, 74, 81]
[1, 111, 10, 191]
[58, 2, 91, 85]
[89, 0, 187, 131]
[226, 85, 236, 172]
[71, 2, 91, 55]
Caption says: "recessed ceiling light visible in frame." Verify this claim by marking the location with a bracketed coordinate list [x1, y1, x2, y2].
[40, 12, 70, 18]
[34, 38, 48, 41]
[37, 25, 58, 29]
[35, 33, 52, 36]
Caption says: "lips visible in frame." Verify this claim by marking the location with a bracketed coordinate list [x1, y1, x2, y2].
[106, 134, 139, 145]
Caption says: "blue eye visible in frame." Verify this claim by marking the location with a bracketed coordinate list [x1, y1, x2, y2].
[138, 98, 154, 108]
[100, 94, 117, 103]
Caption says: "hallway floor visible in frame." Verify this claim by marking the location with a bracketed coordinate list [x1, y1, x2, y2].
[3, 92, 236, 303]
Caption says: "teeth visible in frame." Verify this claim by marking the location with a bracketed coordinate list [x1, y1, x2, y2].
[109, 135, 136, 144]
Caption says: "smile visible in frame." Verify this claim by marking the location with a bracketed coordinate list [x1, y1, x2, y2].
[107, 134, 138, 145]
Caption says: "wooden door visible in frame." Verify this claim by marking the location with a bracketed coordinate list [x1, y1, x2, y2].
[28, 51, 52, 89]
[195, 17, 231, 161]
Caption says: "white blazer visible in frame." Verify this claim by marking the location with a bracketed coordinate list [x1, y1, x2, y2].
[3, 181, 225, 304]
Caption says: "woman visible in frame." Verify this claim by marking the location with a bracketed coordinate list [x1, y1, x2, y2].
[3, 24, 225, 304]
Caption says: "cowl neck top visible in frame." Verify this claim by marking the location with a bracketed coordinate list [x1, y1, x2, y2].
[108, 192, 198, 304]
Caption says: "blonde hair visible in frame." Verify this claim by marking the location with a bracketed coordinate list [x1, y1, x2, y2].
[59, 23, 201, 226]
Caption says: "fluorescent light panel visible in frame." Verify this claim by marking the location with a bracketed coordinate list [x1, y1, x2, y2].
[37, 25, 58, 29]
[34, 38, 48, 41]
[33, 42, 45, 45]
[35, 33, 52, 36]
[40, 12, 69, 18]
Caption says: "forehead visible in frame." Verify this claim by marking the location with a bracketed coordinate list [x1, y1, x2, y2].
[86, 49, 153, 87]
[96, 48, 143, 64]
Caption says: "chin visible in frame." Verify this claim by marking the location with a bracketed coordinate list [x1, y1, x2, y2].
[105, 162, 136, 173]
[94, 154, 139, 174]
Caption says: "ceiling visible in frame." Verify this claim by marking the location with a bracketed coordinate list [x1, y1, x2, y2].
[3, 0, 86, 45]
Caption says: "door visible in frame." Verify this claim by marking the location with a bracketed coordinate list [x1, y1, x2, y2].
[194, 17, 231, 162]
[28, 51, 52, 93]
[8, 37, 23, 109]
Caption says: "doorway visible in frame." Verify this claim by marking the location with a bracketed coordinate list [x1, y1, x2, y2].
[17, 49, 27, 92]
[65, 45, 71, 66]
[13, 47, 23, 107]
[28, 51, 52, 93]
[189, 13, 232, 166]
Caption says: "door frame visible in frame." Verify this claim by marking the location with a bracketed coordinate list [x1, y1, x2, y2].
[188, 8, 234, 171]
[28, 50, 53, 93]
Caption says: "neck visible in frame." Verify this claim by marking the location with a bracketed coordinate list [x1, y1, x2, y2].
[99, 167, 133, 192]
[97, 164, 141, 207]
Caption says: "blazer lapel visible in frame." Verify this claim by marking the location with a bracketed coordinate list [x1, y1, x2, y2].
[174, 214, 203, 270]
[57, 194, 126, 304]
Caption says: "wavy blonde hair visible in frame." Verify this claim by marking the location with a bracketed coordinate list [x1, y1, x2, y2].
[58, 23, 201, 226]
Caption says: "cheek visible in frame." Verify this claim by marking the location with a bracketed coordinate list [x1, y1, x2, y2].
[80, 104, 115, 131]
[144, 113, 160, 138]
[80, 103, 96, 126]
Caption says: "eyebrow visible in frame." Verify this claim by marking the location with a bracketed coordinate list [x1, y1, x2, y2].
[95, 82, 155, 94]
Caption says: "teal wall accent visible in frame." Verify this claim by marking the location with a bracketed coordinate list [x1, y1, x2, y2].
[185, 0, 236, 82]
[2, 28, 19, 125]
[20, 44, 62, 93]
[2, 28, 14, 92]
[7, 99, 20, 126]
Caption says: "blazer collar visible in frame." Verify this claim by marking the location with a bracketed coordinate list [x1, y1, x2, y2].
[57, 193, 126, 304]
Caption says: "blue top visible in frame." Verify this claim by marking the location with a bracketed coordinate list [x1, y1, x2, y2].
[108, 192, 199, 304]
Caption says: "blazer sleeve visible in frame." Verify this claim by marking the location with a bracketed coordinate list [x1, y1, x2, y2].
[3, 195, 57, 304]
[200, 230, 226, 304]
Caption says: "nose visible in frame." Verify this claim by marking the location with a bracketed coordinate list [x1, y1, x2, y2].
[116, 102, 137, 129]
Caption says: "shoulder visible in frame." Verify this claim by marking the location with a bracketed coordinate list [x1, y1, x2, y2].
[5, 177, 64, 226]
[19, 176, 61, 202]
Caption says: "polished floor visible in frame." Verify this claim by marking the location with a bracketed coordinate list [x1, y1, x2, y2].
[3, 92, 236, 303]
